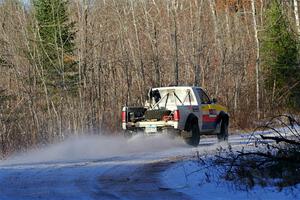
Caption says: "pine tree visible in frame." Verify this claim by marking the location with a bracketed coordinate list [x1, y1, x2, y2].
[33, 0, 77, 93]
[261, 0, 300, 108]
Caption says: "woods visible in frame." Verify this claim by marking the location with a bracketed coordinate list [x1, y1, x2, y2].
[0, 0, 300, 156]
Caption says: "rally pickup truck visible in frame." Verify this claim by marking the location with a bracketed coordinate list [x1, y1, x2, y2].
[122, 86, 229, 146]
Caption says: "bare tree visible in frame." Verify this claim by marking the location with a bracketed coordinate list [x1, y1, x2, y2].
[294, 0, 300, 35]
[251, 0, 261, 119]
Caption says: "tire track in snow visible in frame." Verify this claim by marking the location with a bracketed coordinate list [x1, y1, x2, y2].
[98, 157, 190, 200]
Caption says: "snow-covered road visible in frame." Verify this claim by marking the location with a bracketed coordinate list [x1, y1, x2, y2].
[0, 132, 298, 200]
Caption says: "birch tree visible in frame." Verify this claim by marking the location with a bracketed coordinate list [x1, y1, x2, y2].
[251, 0, 261, 119]
[294, 0, 300, 35]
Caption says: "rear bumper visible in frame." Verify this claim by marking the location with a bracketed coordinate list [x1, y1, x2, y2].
[123, 121, 179, 130]
[123, 121, 180, 135]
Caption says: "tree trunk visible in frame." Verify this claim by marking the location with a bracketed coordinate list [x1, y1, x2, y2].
[294, 0, 300, 35]
[209, 0, 223, 96]
[173, 9, 179, 86]
[251, 0, 260, 119]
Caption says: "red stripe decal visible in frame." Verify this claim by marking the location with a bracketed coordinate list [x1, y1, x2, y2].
[203, 115, 217, 122]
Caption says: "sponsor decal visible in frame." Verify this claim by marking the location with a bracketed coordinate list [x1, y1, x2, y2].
[208, 109, 217, 118]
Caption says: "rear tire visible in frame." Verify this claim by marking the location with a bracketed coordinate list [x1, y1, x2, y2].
[184, 123, 200, 147]
[217, 113, 229, 142]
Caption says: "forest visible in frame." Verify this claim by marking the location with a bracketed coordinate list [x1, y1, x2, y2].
[0, 0, 300, 157]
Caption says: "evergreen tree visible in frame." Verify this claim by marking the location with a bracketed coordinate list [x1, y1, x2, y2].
[261, 0, 300, 108]
[33, 0, 77, 93]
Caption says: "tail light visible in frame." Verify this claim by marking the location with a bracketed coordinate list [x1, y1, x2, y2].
[122, 111, 126, 123]
[174, 110, 180, 121]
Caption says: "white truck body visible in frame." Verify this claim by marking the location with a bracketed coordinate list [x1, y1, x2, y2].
[122, 86, 229, 144]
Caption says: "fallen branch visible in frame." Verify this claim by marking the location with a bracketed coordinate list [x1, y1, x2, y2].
[260, 134, 300, 146]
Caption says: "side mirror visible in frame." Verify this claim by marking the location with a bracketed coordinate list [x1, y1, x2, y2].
[212, 98, 217, 104]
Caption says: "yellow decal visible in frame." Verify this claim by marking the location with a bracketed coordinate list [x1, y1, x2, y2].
[201, 104, 227, 114]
